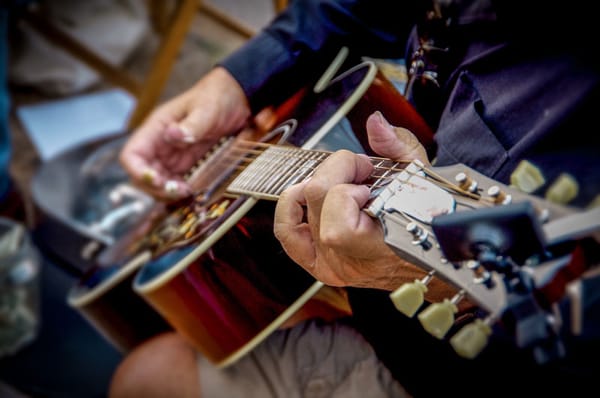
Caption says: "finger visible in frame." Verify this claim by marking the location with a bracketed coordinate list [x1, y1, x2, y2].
[366, 111, 430, 165]
[319, 183, 380, 255]
[130, 170, 191, 202]
[119, 148, 192, 201]
[274, 182, 317, 269]
[303, 150, 373, 235]
[164, 123, 196, 144]
[163, 106, 220, 148]
[120, 150, 165, 190]
[120, 120, 166, 184]
[317, 150, 375, 183]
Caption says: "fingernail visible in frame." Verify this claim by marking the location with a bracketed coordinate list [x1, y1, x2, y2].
[142, 167, 157, 185]
[179, 125, 196, 143]
[164, 180, 179, 196]
[375, 111, 392, 128]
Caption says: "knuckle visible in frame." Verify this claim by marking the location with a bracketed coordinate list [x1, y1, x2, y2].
[303, 178, 327, 201]
[329, 149, 354, 163]
[320, 228, 345, 247]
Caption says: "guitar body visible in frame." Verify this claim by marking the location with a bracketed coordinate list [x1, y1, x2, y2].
[68, 59, 432, 362]
[67, 250, 171, 353]
[67, 204, 172, 353]
[135, 200, 320, 366]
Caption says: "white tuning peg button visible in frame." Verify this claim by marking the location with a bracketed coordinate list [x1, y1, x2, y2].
[418, 298, 458, 339]
[455, 172, 478, 193]
[390, 279, 428, 317]
[449, 319, 492, 359]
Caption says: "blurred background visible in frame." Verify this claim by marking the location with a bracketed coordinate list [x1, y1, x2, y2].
[9, 0, 277, 206]
[1, 1, 280, 396]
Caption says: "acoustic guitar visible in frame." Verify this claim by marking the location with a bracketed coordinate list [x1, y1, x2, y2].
[134, 133, 598, 368]
[68, 56, 434, 358]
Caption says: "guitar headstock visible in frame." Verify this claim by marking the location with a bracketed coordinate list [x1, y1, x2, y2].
[366, 160, 599, 363]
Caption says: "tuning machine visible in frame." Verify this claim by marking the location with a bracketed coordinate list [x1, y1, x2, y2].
[389, 271, 435, 317]
[406, 222, 432, 250]
[454, 172, 479, 193]
[487, 185, 512, 205]
[449, 317, 493, 359]
[431, 201, 547, 269]
[417, 290, 465, 339]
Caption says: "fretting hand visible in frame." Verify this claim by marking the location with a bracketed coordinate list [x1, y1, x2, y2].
[274, 111, 455, 298]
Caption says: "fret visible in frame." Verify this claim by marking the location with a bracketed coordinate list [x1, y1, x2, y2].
[236, 148, 275, 192]
[253, 147, 316, 196]
[227, 145, 410, 200]
[368, 158, 401, 191]
[228, 146, 331, 200]
[285, 149, 329, 191]
[236, 146, 284, 195]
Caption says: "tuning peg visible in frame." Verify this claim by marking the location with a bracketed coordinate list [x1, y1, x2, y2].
[406, 222, 432, 250]
[510, 160, 545, 193]
[418, 290, 464, 339]
[449, 318, 492, 359]
[389, 271, 434, 317]
[545, 173, 579, 205]
[455, 172, 478, 193]
[487, 185, 512, 205]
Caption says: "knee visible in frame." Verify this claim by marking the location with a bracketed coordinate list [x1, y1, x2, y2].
[109, 332, 200, 398]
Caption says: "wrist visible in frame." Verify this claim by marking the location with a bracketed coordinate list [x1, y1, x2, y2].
[203, 67, 252, 134]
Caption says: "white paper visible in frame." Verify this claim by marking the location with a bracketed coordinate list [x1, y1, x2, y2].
[16, 89, 136, 161]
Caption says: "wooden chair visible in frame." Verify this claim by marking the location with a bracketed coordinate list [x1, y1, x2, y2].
[20, 0, 288, 129]
[198, 0, 289, 39]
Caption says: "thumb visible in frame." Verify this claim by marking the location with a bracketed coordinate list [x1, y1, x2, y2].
[366, 111, 430, 165]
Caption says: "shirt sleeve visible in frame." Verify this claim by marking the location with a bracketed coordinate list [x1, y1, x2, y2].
[218, 0, 421, 113]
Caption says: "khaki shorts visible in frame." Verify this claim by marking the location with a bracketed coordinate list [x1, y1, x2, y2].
[198, 319, 410, 398]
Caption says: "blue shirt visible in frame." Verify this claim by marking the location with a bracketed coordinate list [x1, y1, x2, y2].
[220, 0, 600, 208]
[220, 2, 600, 395]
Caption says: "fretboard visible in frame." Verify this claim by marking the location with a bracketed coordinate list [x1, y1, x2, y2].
[226, 145, 403, 201]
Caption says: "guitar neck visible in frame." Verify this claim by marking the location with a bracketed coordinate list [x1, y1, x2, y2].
[226, 144, 404, 200]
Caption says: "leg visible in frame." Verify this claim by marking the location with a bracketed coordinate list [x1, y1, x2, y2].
[109, 332, 200, 398]
[110, 320, 409, 398]
[198, 319, 409, 398]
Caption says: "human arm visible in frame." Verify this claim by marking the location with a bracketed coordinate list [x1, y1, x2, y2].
[220, 0, 420, 114]
[120, 0, 421, 200]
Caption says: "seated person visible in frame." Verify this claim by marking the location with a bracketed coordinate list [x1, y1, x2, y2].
[113, 1, 600, 397]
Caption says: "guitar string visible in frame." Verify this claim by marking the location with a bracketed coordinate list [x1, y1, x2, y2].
[188, 137, 495, 211]
[221, 140, 416, 182]
[192, 139, 494, 206]
[158, 142, 496, 276]
[170, 141, 494, 255]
